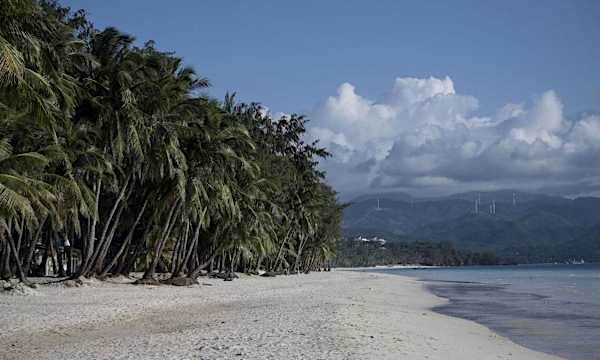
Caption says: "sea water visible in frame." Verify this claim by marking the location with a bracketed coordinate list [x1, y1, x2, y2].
[373, 264, 600, 360]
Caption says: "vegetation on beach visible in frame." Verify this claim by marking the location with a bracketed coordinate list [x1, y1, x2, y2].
[0, 0, 343, 283]
[333, 238, 501, 268]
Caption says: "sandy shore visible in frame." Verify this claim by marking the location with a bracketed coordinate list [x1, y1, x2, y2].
[0, 271, 560, 360]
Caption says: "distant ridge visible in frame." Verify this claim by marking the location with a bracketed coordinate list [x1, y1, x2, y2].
[343, 190, 600, 263]
[350, 192, 413, 203]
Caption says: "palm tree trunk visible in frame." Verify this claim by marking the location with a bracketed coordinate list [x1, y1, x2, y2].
[38, 234, 50, 276]
[170, 220, 188, 276]
[273, 228, 293, 270]
[97, 178, 128, 255]
[84, 173, 132, 275]
[229, 249, 235, 274]
[93, 193, 129, 273]
[0, 236, 11, 280]
[23, 217, 46, 275]
[66, 242, 72, 276]
[84, 178, 102, 268]
[48, 235, 58, 276]
[294, 235, 307, 273]
[143, 201, 179, 280]
[114, 243, 129, 274]
[255, 255, 263, 273]
[4, 229, 27, 282]
[15, 217, 25, 255]
[99, 198, 148, 277]
[219, 250, 225, 273]
[53, 234, 66, 277]
[188, 251, 218, 279]
[173, 221, 201, 278]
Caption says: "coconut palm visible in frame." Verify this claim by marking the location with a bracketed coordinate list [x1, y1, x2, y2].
[0, 0, 342, 283]
[0, 136, 55, 281]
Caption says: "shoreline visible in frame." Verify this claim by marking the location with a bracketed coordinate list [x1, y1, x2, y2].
[1, 271, 560, 359]
[334, 261, 600, 271]
[335, 264, 441, 271]
[397, 265, 599, 360]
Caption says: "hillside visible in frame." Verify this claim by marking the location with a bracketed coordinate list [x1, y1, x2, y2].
[343, 191, 600, 263]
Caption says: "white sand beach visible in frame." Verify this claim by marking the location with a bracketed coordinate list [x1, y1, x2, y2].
[0, 271, 560, 360]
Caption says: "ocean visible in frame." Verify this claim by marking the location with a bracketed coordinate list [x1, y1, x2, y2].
[373, 264, 600, 360]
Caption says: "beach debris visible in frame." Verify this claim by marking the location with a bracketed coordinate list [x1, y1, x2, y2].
[62, 279, 83, 287]
[133, 278, 161, 286]
[260, 271, 285, 277]
[168, 277, 199, 286]
[0, 280, 41, 296]
[209, 272, 238, 281]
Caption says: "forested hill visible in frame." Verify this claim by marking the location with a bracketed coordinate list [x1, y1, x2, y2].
[343, 191, 600, 263]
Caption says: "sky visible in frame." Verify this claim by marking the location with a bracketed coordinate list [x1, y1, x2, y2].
[63, 0, 600, 199]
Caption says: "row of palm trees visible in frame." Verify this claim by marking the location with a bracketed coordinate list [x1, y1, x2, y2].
[0, 0, 343, 284]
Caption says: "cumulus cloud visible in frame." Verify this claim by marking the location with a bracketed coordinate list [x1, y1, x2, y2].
[304, 76, 600, 197]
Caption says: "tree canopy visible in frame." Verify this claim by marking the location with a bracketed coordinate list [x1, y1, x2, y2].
[0, 0, 343, 283]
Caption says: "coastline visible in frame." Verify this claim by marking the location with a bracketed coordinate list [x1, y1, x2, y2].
[335, 264, 440, 271]
[386, 264, 600, 360]
[0, 271, 560, 359]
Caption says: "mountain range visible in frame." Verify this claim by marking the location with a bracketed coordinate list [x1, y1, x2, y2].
[342, 190, 600, 263]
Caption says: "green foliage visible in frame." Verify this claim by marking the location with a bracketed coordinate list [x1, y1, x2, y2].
[333, 238, 501, 268]
[0, 0, 342, 281]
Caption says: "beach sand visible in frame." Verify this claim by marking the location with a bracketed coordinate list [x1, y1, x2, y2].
[0, 271, 560, 359]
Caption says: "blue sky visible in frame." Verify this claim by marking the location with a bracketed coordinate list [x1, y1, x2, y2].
[63, 0, 599, 115]
[63, 1, 600, 197]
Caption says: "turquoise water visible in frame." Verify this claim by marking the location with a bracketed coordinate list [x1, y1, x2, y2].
[372, 264, 600, 360]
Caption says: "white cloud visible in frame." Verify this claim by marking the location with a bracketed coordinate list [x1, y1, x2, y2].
[302, 76, 600, 197]
[258, 106, 291, 122]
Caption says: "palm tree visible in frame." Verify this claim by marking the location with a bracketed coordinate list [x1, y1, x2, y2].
[0, 136, 55, 281]
[1, 0, 343, 283]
